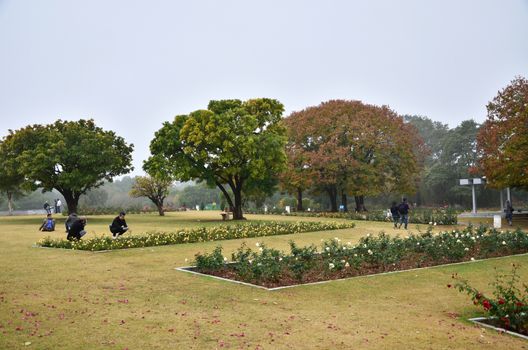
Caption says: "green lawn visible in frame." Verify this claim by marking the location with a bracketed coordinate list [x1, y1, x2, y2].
[1, 211, 527, 349]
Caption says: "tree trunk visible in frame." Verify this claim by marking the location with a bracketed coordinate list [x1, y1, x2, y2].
[326, 186, 338, 212]
[7, 192, 13, 216]
[354, 195, 367, 212]
[61, 190, 80, 215]
[341, 191, 348, 212]
[232, 186, 245, 220]
[156, 202, 165, 216]
[296, 187, 304, 211]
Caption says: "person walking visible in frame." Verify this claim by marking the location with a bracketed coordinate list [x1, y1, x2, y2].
[505, 200, 514, 226]
[109, 211, 128, 238]
[398, 198, 410, 229]
[43, 201, 52, 215]
[67, 216, 87, 240]
[390, 201, 400, 228]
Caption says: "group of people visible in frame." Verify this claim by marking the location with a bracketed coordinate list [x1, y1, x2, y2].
[43, 199, 62, 215]
[389, 198, 410, 229]
[38, 210, 129, 240]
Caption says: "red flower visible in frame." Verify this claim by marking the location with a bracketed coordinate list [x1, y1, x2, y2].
[482, 299, 492, 310]
[515, 302, 524, 307]
[498, 298, 505, 305]
[475, 293, 482, 300]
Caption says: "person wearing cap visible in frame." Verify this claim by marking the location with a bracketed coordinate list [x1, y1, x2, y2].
[109, 211, 128, 238]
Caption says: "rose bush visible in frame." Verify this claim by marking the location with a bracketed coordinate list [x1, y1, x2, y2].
[451, 264, 528, 335]
[193, 226, 528, 288]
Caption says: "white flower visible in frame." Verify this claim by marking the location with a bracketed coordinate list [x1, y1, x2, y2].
[354, 253, 358, 257]
[433, 222, 437, 226]
[416, 242, 420, 246]
[255, 242, 260, 247]
[471, 237, 476, 241]
[502, 241, 506, 245]
[471, 257, 475, 261]
[279, 257, 283, 261]
[223, 257, 228, 261]
[248, 259, 253, 264]
[347, 242, 352, 245]
[429, 222, 433, 225]
[341, 260, 346, 263]
[325, 247, 330, 251]
[366, 233, 371, 237]
[259, 247, 263, 252]
[368, 249, 373, 255]
[464, 247, 469, 251]
[184, 258, 188, 262]
[456, 239, 461, 243]
[345, 262, 350, 268]
[363, 244, 367, 248]
[329, 263, 335, 269]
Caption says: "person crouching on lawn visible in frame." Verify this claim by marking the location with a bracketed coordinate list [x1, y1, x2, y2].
[110, 211, 128, 238]
[67, 216, 87, 240]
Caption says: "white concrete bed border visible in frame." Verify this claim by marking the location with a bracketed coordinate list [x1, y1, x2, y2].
[175, 252, 528, 291]
[469, 317, 528, 340]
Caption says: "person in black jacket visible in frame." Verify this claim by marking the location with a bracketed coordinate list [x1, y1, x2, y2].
[390, 202, 400, 228]
[67, 216, 87, 240]
[398, 198, 410, 230]
[110, 211, 128, 238]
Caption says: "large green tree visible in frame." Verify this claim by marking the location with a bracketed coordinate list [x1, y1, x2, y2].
[477, 76, 528, 190]
[145, 98, 287, 220]
[0, 140, 26, 215]
[2, 119, 134, 214]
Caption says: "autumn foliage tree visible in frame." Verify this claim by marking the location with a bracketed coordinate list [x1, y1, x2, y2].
[477, 76, 528, 190]
[283, 100, 424, 212]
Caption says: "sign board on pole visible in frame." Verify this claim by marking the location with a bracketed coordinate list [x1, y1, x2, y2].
[473, 178, 482, 185]
[459, 179, 470, 185]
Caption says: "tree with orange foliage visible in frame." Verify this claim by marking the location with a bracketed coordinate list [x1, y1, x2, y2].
[477, 76, 528, 190]
[283, 100, 424, 212]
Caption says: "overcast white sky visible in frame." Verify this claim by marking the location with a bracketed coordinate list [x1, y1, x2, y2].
[1, 0, 527, 176]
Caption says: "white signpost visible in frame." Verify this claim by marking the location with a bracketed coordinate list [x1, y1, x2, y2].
[459, 178, 485, 214]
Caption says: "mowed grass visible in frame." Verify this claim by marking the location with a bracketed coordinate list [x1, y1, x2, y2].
[0, 211, 527, 349]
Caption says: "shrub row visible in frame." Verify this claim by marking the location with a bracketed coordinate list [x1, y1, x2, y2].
[193, 225, 528, 287]
[37, 221, 356, 251]
[284, 208, 458, 225]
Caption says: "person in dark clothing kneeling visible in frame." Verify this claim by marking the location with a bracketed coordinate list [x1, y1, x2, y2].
[67, 216, 87, 240]
[110, 211, 128, 238]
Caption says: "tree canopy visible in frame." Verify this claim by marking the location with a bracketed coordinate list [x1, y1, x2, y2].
[145, 98, 287, 219]
[2, 119, 134, 213]
[129, 175, 172, 216]
[283, 100, 424, 211]
[477, 76, 528, 190]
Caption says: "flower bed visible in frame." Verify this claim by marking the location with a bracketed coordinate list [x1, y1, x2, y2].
[36, 221, 356, 251]
[191, 226, 528, 288]
[285, 208, 458, 225]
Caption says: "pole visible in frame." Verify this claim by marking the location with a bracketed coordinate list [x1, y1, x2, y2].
[506, 187, 511, 202]
[472, 184, 477, 214]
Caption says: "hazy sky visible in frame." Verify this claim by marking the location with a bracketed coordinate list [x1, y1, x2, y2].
[1, 0, 527, 176]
